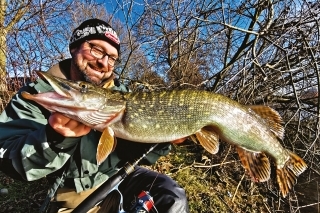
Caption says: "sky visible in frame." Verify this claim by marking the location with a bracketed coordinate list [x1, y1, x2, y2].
[99, 0, 145, 24]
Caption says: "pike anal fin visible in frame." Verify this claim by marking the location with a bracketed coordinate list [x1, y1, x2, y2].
[96, 127, 117, 165]
[276, 150, 307, 197]
[237, 147, 271, 182]
[190, 126, 220, 154]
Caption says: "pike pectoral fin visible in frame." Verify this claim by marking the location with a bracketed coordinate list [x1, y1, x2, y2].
[237, 147, 271, 182]
[276, 150, 307, 197]
[96, 127, 117, 165]
[190, 127, 220, 154]
[248, 105, 284, 139]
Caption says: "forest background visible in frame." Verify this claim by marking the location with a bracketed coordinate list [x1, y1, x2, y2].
[0, 0, 319, 212]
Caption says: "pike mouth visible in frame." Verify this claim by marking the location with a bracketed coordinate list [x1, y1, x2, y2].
[21, 90, 84, 112]
[22, 71, 115, 113]
[36, 71, 72, 98]
[21, 71, 87, 110]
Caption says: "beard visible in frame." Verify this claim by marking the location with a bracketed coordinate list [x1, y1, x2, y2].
[73, 59, 104, 86]
[70, 48, 113, 86]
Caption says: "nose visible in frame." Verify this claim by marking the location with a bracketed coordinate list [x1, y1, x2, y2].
[97, 56, 110, 68]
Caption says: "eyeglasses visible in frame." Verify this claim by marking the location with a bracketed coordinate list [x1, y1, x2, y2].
[86, 41, 119, 67]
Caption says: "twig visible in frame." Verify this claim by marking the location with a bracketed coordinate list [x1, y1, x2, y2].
[221, 145, 232, 167]
[217, 195, 236, 213]
[193, 160, 237, 168]
[295, 202, 320, 209]
[232, 172, 245, 202]
[263, 200, 272, 213]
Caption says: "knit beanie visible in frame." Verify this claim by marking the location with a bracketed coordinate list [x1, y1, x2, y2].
[69, 19, 120, 54]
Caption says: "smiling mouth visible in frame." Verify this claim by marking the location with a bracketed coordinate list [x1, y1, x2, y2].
[89, 64, 103, 73]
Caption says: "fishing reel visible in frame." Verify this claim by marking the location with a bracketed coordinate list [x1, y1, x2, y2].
[71, 144, 159, 213]
[128, 190, 155, 213]
[98, 189, 156, 213]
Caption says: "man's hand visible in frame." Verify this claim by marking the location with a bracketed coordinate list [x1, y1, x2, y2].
[49, 112, 91, 137]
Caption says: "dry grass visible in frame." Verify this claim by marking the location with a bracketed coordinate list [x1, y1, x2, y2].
[1, 142, 318, 213]
[0, 174, 48, 212]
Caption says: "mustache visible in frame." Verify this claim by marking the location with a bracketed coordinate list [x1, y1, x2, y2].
[88, 61, 108, 71]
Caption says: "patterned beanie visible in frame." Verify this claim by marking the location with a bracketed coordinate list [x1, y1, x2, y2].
[69, 18, 120, 54]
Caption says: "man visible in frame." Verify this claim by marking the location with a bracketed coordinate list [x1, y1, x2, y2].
[0, 19, 189, 213]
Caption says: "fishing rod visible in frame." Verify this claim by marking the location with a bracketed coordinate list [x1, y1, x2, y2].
[72, 143, 159, 213]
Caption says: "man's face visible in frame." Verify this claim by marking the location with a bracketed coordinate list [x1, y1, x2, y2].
[70, 39, 119, 85]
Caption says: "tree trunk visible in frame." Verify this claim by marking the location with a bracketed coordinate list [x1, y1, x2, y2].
[0, 0, 7, 92]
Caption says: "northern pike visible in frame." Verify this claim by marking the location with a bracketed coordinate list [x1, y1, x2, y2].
[21, 71, 307, 197]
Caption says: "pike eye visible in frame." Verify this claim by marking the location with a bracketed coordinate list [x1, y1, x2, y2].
[79, 83, 88, 93]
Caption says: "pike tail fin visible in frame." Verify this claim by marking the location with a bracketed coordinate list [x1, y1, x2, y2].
[276, 150, 307, 197]
[190, 126, 220, 154]
[237, 147, 271, 182]
[96, 127, 117, 165]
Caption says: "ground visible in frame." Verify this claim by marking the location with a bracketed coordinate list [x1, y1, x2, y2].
[0, 142, 318, 213]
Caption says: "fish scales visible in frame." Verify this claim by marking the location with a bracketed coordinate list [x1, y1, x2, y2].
[21, 71, 308, 198]
[115, 90, 219, 139]
[115, 90, 285, 162]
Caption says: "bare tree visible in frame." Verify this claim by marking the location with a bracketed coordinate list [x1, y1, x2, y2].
[0, 1, 125, 110]
[1, 0, 319, 211]
[0, 0, 75, 110]
[108, 0, 320, 211]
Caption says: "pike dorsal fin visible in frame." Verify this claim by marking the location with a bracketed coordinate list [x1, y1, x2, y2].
[96, 127, 117, 165]
[237, 147, 271, 182]
[248, 105, 284, 139]
[190, 127, 220, 154]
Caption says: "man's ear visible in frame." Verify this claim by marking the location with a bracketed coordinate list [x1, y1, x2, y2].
[69, 47, 76, 55]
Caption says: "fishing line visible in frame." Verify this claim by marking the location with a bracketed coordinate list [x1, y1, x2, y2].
[145, 150, 160, 213]
[148, 172, 159, 192]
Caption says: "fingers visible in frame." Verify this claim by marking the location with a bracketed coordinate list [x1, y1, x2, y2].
[49, 112, 91, 137]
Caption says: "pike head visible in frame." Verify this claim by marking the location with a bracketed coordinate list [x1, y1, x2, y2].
[22, 71, 126, 129]
[21, 71, 127, 165]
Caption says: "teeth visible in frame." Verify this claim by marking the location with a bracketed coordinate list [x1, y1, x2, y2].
[92, 67, 100, 72]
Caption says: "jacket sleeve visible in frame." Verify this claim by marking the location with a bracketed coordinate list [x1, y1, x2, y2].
[0, 81, 80, 181]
